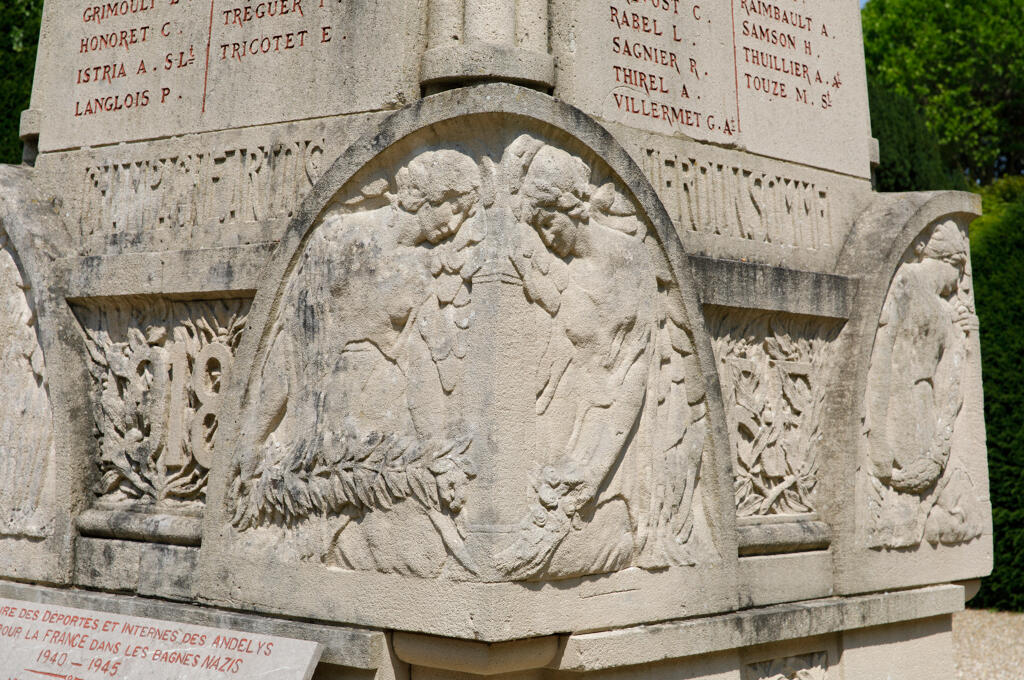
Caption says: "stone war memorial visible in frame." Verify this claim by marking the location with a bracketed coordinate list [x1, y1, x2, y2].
[0, 0, 992, 678]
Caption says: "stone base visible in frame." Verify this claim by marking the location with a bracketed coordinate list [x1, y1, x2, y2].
[0, 580, 964, 680]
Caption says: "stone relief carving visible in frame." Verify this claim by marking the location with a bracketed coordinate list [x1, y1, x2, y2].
[642, 148, 832, 251]
[0, 230, 54, 539]
[707, 310, 840, 518]
[74, 298, 249, 514]
[227, 132, 713, 581]
[864, 219, 984, 549]
[745, 652, 828, 680]
[72, 140, 326, 242]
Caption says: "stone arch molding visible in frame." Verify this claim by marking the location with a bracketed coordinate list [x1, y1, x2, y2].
[832, 191, 992, 595]
[200, 85, 737, 634]
[861, 213, 986, 551]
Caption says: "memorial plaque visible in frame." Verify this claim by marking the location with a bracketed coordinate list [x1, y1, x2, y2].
[31, 0, 421, 152]
[552, 0, 872, 177]
[0, 598, 322, 680]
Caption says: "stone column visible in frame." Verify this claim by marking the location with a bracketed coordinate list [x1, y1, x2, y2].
[421, 0, 554, 90]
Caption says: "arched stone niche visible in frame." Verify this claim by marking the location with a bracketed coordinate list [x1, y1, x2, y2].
[830, 191, 992, 595]
[198, 84, 738, 640]
[0, 227, 53, 540]
[0, 165, 79, 584]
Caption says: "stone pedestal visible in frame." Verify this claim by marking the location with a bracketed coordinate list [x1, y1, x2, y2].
[0, 2, 991, 679]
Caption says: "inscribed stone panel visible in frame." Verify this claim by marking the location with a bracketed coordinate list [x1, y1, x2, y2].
[552, 0, 872, 177]
[32, 112, 386, 256]
[31, 0, 423, 152]
[0, 596, 322, 680]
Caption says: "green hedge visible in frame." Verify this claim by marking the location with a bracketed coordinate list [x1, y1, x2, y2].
[969, 178, 1024, 610]
[868, 78, 957, 192]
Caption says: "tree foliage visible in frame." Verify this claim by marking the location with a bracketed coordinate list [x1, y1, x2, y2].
[0, 0, 43, 165]
[966, 178, 1024, 610]
[862, 0, 1024, 183]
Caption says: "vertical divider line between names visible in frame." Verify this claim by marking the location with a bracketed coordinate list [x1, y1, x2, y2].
[202, 0, 215, 113]
[729, 0, 742, 132]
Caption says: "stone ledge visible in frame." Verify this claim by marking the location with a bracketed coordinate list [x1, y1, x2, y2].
[394, 632, 559, 676]
[737, 518, 831, 556]
[61, 243, 273, 299]
[77, 509, 202, 546]
[0, 580, 385, 669]
[692, 256, 856, 319]
[420, 44, 555, 88]
[552, 584, 965, 671]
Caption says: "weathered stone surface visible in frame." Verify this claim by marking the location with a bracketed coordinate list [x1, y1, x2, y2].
[707, 309, 841, 524]
[840, 615, 955, 680]
[197, 83, 738, 641]
[0, 166, 80, 585]
[553, 584, 964, 672]
[0, 0, 996, 677]
[828, 191, 993, 596]
[738, 551, 832, 608]
[72, 296, 250, 519]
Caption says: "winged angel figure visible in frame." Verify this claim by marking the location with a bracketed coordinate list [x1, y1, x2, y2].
[229, 148, 486, 577]
[228, 137, 711, 581]
[494, 137, 710, 578]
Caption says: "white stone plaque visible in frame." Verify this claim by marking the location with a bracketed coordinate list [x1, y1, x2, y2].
[0, 598, 322, 680]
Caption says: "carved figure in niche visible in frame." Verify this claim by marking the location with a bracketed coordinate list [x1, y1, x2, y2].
[0, 230, 53, 539]
[231, 149, 484, 577]
[864, 219, 984, 549]
[496, 139, 709, 578]
[228, 134, 712, 582]
[75, 299, 248, 513]
[708, 311, 840, 519]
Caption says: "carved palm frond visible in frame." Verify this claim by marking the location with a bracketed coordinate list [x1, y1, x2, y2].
[230, 428, 474, 530]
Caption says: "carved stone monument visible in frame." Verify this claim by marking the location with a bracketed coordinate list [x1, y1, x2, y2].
[0, 0, 990, 678]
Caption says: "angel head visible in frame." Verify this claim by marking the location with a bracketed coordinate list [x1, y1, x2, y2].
[394, 149, 481, 245]
[519, 145, 591, 258]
